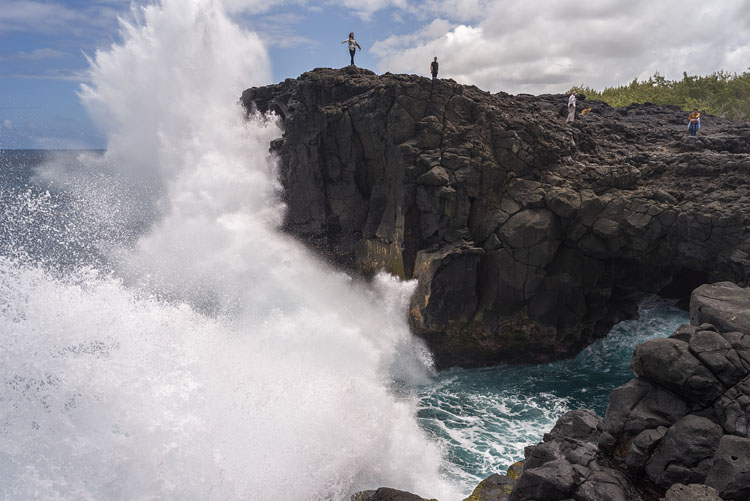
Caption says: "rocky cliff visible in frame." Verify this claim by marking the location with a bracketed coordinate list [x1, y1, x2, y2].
[241, 67, 750, 368]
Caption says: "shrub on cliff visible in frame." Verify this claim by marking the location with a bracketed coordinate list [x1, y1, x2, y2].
[571, 71, 750, 121]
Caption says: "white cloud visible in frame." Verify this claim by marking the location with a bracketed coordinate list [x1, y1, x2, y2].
[0, 69, 89, 82]
[371, 0, 750, 93]
[222, 0, 305, 14]
[0, 48, 66, 62]
[212, 0, 407, 19]
[3, 120, 13, 130]
[0, 1, 139, 35]
[329, 0, 411, 20]
[419, 0, 495, 22]
[0, 2, 78, 33]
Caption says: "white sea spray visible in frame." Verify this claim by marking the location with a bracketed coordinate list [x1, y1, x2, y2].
[0, 1, 460, 499]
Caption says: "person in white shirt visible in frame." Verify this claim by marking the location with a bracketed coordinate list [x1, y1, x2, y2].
[567, 91, 577, 122]
[341, 33, 361, 66]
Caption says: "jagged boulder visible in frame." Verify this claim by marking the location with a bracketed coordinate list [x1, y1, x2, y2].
[644, 415, 723, 488]
[691, 281, 750, 334]
[631, 338, 724, 406]
[661, 483, 722, 501]
[705, 435, 750, 501]
[509, 409, 638, 501]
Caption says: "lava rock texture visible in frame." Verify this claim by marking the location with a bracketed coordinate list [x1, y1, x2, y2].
[491, 282, 750, 501]
[242, 67, 750, 368]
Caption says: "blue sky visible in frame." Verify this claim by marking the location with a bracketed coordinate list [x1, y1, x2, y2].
[1, 0, 749, 149]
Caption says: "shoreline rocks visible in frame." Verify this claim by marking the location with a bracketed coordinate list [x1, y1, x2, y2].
[242, 67, 750, 369]
[479, 283, 750, 501]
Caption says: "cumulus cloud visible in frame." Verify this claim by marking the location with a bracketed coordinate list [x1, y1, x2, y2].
[372, 0, 750, 94]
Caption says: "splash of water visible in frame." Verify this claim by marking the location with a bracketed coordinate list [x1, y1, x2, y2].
[0, 1, 460, 499]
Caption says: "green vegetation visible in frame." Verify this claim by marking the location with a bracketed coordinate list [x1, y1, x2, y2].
[570, 71, 750, 121]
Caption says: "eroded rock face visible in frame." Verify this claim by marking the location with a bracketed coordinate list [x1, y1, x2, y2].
[242, 67, 750, 368]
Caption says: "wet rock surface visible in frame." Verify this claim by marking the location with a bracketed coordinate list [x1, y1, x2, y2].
[242, 67, 750, 368]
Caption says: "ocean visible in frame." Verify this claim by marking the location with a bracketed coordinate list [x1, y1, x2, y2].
[0, 1, 688, 499]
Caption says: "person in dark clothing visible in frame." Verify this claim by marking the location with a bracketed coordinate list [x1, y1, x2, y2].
[431, 57, 439, 79]
[341, 33, 361, 66]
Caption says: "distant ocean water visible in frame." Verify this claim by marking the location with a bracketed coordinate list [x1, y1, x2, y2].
[1, 149, 689, 497]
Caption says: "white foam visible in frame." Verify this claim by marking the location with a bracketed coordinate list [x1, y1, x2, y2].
[0, 0, 461, 499]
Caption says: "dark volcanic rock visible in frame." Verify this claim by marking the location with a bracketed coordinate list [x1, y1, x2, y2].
[691, 281, 750, 334]
[242, 67, 750, 368]
[644, 415, 723, 488]
[631, 338, 724, 406]
[351, 487, 437, 501]
[509, 409, 639, 501]
[705, 435, 750, 501]
[661, 483, 722, 501]
[462, 473, 514, 501]
[506, 283, 750, 501]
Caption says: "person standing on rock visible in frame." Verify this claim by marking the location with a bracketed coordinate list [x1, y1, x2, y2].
[341, 33, 361, 66]
[688, 108, 701, 136]
[430, 57, 439, 79]
[567, 91, 577, 122]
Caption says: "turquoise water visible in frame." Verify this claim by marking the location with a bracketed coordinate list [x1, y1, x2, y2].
[417, 298, 688, 490]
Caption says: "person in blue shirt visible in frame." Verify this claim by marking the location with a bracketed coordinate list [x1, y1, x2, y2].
[688, 108, 701, 136]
